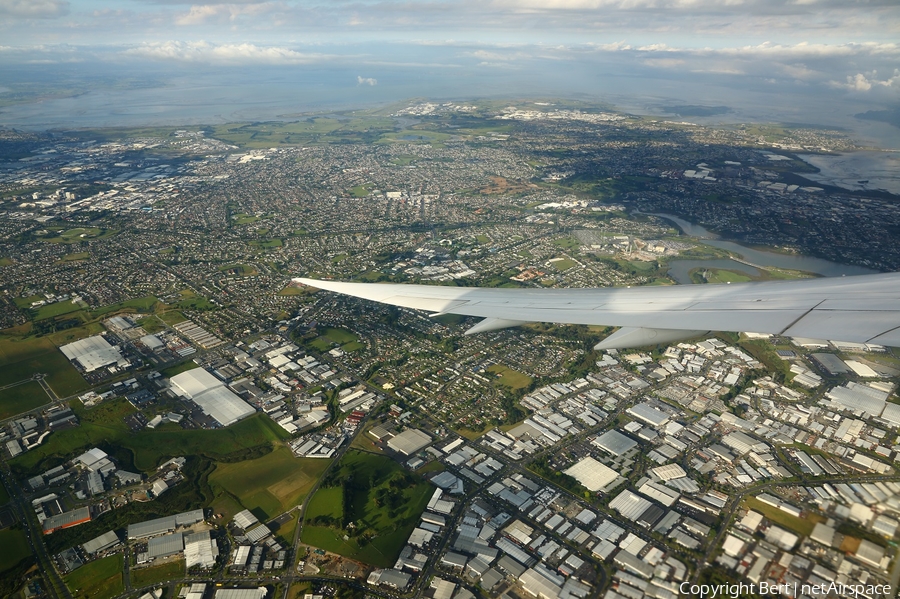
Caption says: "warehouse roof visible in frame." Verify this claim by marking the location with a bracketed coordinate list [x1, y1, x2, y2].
[170, 368, 255, 427]
[627, 402, 670, 427]
[387, 428, 432, 455]
[148, 532, 184, 558]
[564, 457, 620, 492]
[82, 530, 120, 554]
[60, 335, 124, 372]
[593, 429, 638, 455]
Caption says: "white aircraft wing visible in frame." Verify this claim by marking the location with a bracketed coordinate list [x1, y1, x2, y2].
[295, 273, 900, 349]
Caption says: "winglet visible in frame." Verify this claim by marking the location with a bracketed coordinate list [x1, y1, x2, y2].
[595, 327, 708, 350]
[464, 318, 529, 335]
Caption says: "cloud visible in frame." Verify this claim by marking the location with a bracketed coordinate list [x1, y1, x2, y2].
[0, 0, 68, 18]
[123, 41, 328, 64]
[357, 75, 377, 86]
[174, 2, 279, 25]
[829, 70, 900, 91]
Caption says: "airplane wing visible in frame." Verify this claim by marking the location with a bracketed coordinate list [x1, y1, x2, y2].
[294, 273, 900, 349]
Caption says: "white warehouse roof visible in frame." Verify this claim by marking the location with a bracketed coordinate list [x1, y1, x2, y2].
[387, 429, 432, 456]
[564, 457, 620, 492]
[593, 429, 638, 455]
[170, 368, 255, 427]
[60, 335, 125, 372]
[627, 402, 670, 427]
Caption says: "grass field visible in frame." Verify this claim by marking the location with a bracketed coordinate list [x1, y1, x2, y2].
[160, 361, 200, 378]
[487, 364, 533, 390]
[308, 327, 360, 352]
[11, 399, 289, 474]
[32, 300, 85, 321]
[301, 450, 433, 567]
[0, 380, 51, 419]
[159, 310, 187, 325]
[211, 445, 330, 520]
[550, 257, 578, 271]
[305, 487, 343, 520]
[64, 554, 123, 599]
[88, 296, 158, 319]
[219, 264, 259, 277]
[0, 335, 87, 397]
[694, 268, 753, 284]
[130, 559, 184, 588]
[744, 497, 823, 537]
[0, 528, 31, 573]
[42, 227, 117, 244]
[60, 252, 90, 262]
[249, 238, 283, 249]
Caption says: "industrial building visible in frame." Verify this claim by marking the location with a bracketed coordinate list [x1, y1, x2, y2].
[626, 402, 670, 427]
[387, 428, 432, 455]
[82, 530, 120, 554]
[60, 335, 126, 373]
[43, 506, 91, 534]
[127, 508, 205, 539]
[564, 456, 620, 492]
[592, 429, 638, 456]
[169, 368, 255, 427]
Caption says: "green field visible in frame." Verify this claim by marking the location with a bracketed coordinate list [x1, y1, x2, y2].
[61, 252, 90, 262]
[0, 528, 31, 573]
[301, 450, 433, 567]
[210, 445, 331, 520]
[551, 257, 578, 271]
[159, 310, 187, 325]
[0, 380, 51, 419]
[305, 486, 343, 520]
[42, 227, 117, 244]
[308, 327, 360, 352]
[248, 238, 283, 249]
[349, 184, 375, 198]
[0, 335, 87, 397]
[487, 364, 533, 390]
[744, 497, 823, 537]
[232, 213, 261, 225]
[32, 300, 85, 321]
[691, 268, 753, 284]
[219, 264, 258, 276]
[130, 559, 185, 588]
[64, 554, 124, 599]
[88, 296, 158, 318]
[11, 399, 289, 475]
[553, 237, 580, 250]
[160, 361, 200, 378]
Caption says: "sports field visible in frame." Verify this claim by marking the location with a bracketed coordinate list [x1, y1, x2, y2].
[210, 445, 330, 520]
[0, 380, 51, 420]
[301, 450, 433, 567]
[487, 364, 533, 390]
[64, 554, 123, 599]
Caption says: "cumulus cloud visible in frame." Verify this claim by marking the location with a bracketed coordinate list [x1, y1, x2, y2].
[0, 0, 68, 18]
[830, 70, 900, 91]
[357, 75, 377, 85]
[124, 41, 327, 64]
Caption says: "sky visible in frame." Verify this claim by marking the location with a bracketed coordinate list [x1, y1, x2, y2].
[0, 0, 898, 133]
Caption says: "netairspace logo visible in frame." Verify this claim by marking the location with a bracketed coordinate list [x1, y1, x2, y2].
[678, 581, 893, 598]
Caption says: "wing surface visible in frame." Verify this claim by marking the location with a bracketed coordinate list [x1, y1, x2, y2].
[295, 273, 900, 349]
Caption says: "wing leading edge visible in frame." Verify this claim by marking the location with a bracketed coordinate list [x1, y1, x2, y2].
[294, 273, 900, 349]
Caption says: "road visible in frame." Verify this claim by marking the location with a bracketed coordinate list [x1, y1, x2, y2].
[0, 465, 72, 599]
